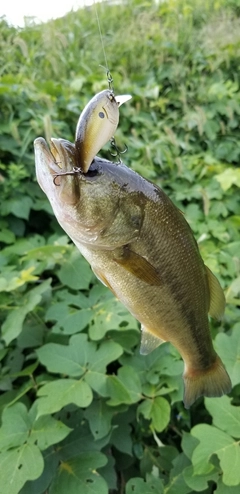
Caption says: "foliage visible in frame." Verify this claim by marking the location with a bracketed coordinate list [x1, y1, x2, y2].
[0, 0, 240, 493]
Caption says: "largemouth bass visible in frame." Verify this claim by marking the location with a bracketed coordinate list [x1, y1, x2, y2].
[34, 92, 231, 408]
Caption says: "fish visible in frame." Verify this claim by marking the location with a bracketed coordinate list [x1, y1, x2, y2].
[34, 92, 231, 409]
[75, 89, 131, 173]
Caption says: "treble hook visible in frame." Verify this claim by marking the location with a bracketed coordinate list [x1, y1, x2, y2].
[110, 137, 128, 164]
[52, 167, 82, 186]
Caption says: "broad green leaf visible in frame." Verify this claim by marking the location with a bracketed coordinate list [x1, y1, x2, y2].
[205, 396, 240, 438]
[57, 250, 92, 290]
[29, 415, 72, 450]
[215, 168, 240, 191]
[37, 334, 123, 396]
[181, 432, 200, 460]
[9, 196, 33, 219]
[98, 454, 117, 491]
[126, 475, 164, 494]
[17, 315, 45, 349]
[164, 453, 191, 494]
[45, 303, 93, 334]
[191, 424, 240, 486]
[183, 465, 218, 492]
[84, 400, 115, 440]
[138, 396, 171, 432]
[49, 452, 108, 494]
[215, 328, 240, 387]
[89, 297, 138, 340]
[111, 415, 132, 455]
[107, 366, 142, 405]
[37, 334, 122, 376]
[19, 448, 59, 494]
[0, 267, 38, 292]
[36, 379, 93, 416]
[0, 403, 31, 450]
[0, 443, 44, 494]
[2, 279, 51, 345]
[215, 479, 240, 494]
[56, 409, 111, 461]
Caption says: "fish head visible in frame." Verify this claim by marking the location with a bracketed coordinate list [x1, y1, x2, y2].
[75, 89, 131, 173]
[34, 137, 143, 247]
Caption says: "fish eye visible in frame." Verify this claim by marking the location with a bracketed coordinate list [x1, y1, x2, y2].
[98, 111, 105, 119]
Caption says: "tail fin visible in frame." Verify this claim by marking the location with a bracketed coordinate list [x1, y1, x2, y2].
[183, 355, 232, 409]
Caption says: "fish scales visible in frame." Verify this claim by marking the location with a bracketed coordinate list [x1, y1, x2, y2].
[35, 139, 231, 408]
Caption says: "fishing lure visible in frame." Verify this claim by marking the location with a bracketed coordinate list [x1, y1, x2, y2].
[75, 89, 131, 173]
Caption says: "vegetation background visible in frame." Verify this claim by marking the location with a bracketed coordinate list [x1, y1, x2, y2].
[0, 0, 240, 492]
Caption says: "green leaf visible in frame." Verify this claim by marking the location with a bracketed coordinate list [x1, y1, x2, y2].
[181, 432, 200, 460]
[215, 168, 240, 191]
[29, 415, 72, 450]
[215, 478, 240, 494]
[19, 448, 59, 494]
[138, 396, 171, 432]
[45, 303, 93, 335]
[10, 196, 33, 219]
[191, 424, 240, 486]
[111, 416, 133, 455]
[36, 379, 93, 416]
[183, 464, 218, 492]
[49, 452, 108, 494]
[56, 409, 111, 461]
[2, 279, 51, 345]
[98, 453, 117, 491]
[89, 297, 138, 340]
[0, 403, 31, 450]
[165, 453, 191, 494]
[107, 366, 142, 405]
[84, 400, 115, 440]
[57, 250, 92, 290]
[0, 443, 44, 494]
[37, 334, 123, 396]
[215, 328, 240, 387]
[205, 396, 240, 438]
[126, 475, 164, 494]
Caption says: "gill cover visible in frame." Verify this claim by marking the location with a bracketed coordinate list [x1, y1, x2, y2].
[75, 89, 131, 173]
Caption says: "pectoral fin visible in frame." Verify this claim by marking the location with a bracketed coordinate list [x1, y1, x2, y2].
[205, 265, 225, 320]
[92, 267, 118, 297]
[140, 324, 165, 355]
[114, 247, 161, 286]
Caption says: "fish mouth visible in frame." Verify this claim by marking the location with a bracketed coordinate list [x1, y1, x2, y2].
[34, 137, 76, 173]
[34, 137, 78, 193]
[34, 137, 81, 205]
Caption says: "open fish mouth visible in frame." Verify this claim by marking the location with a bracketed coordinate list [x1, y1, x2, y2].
[34, 137, 76, 172]
[34, 137, 78, 190]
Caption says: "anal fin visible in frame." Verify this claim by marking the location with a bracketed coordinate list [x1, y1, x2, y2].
[140, 324, 165, 355]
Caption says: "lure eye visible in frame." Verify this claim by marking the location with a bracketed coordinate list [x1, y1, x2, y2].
[98, 111, 105, 119]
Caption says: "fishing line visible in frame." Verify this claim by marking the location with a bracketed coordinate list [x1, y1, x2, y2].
[94, 0, 114, 91]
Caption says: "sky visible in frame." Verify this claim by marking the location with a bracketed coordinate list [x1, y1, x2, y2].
[0, 0, 97, 27]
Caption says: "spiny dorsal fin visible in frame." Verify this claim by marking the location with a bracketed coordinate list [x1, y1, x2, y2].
[205, 265, 225, 320]
[140, 324, 165, 355]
